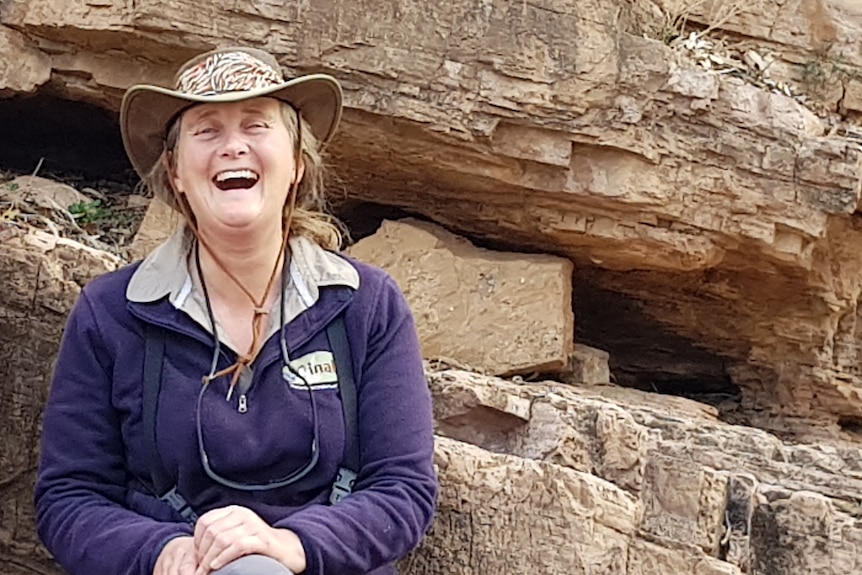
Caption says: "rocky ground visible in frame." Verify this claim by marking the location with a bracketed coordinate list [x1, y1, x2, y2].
[0, 169, 146, 261]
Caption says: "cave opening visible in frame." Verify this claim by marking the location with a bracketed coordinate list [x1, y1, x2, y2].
[574, 274, 742, 413]
[0, 91, 134, 185]
[331, 199, 419, 244]
[838, 416, 862, 435]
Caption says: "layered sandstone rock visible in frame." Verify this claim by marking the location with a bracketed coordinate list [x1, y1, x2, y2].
[403, 436, 650, 575]
[2, 0, 862, 431]
[3, 0, 862, 573]
[416, 369, 862, 575]
[0, 231, 117, 574]
[645, 0, 862, 119]
[0, 26, 50, 95]
[348, 218, 574, 375]
[1, 223, 860, 574]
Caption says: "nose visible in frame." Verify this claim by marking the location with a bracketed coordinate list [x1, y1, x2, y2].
[219, 128, 249, 158]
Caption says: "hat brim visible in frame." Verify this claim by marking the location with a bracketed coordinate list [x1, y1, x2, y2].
[120, 74, 342, 178]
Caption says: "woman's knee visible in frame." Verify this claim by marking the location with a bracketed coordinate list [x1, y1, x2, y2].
[210, 554, 294, 575]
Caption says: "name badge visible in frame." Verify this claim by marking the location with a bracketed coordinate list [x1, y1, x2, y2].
[285, 350, 339, 389]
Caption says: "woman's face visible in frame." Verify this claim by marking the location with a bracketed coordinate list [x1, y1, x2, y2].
[170, 97, 301, 236]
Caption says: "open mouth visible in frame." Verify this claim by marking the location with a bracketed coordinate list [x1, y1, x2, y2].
[213, 169, 260, 191]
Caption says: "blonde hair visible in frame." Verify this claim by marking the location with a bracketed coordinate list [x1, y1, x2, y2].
[143, 101, 343, 250]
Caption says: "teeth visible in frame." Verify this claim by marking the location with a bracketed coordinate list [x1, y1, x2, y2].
[215, 169, 259, 182]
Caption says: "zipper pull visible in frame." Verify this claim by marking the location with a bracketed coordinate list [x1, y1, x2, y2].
[238, 394, 248, 414]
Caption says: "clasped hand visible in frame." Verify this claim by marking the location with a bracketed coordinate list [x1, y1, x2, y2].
[154, 505, 306, 575]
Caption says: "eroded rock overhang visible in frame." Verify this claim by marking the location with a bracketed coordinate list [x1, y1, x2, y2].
[3, 0, 862, 431]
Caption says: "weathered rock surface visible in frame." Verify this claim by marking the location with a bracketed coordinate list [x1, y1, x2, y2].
[4, 0, 862, 572]
[565, 343, 612, 385]
[127, 196, 179, 262]
[2, 0, 862, 430]
[3, 229, 862, 574]
[0, 231, 117, 574]
[402, 436, 649, 575]
[0, 176, 88, 212]
[348, 218, 574, 375]
[648, 0, 862, 119]
[423, 369, 862, 574]
[0, 26, 50, 96]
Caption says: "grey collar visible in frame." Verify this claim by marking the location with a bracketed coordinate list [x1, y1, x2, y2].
[127, 230, 359, 350]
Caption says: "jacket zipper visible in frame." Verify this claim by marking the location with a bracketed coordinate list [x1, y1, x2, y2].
[130, 290, 354, 413]
[230, 294, 354, 414]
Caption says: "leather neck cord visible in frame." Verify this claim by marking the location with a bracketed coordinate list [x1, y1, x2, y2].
[174, 107, 304, 396]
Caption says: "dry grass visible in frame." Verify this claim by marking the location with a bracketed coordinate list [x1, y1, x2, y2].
[0, 170, 145, 258]
[654, 0, 752, 44]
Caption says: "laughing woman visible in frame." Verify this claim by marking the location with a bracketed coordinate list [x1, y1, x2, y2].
[34, 47, 437, 575]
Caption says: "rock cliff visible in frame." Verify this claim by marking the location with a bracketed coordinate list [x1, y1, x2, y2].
[3, 0, 862, 574]
[5, 0, 862, 432]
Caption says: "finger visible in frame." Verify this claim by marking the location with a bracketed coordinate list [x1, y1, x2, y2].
[156, 537, 194, 575]
[178, 546, 198, 575]
[207, 534, 266, 572]
[194, 507, 235, 551]
[198, 522, 258, 572]
[196, 506, 269, 563]
[195, 509, 249, 563]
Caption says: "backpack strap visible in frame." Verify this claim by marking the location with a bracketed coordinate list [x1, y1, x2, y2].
[142, 323, 199, 524]
[142, 316, 359, 512]
[326, 314, 360, 504]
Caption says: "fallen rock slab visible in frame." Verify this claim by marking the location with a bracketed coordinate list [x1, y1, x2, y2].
[349, 218, 574, 375]
[564, 342, 612, 385]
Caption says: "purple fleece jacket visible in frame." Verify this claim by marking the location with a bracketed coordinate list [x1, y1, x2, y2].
[34, 256, 437, 575]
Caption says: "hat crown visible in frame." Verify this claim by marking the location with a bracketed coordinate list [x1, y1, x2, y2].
[121, 46, 343, 180]
[174, 49, 285, 96]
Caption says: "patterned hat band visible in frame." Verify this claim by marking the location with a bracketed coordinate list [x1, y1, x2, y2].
[175, 51, 285, 96]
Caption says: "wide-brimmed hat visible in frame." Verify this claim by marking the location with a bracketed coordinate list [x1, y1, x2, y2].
[120, 46, 342, 179]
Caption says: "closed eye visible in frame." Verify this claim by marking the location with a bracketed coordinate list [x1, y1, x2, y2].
[194, 126, 218, 136]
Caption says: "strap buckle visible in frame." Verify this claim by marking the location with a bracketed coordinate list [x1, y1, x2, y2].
[160, 486, 199, 524]
[329, 467, 357, 505]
